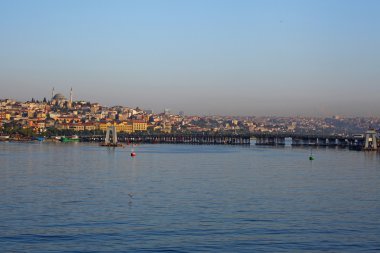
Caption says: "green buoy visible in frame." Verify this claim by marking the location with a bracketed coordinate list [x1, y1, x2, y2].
[309, 149, 314, 160]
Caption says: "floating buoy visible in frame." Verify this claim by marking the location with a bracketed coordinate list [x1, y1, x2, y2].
[309, 149, 314, 160]
[131, 152, 136, 157]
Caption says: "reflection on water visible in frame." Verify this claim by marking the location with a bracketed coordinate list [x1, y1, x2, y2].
[0, 142, 379, 252]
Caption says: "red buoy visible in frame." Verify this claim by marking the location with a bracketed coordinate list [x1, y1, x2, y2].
[131, 152, 136, 157]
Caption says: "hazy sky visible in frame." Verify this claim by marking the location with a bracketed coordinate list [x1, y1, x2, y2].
[0, 0, 379, 116]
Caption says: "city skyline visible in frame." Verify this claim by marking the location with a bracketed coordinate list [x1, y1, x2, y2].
[1, 0, 380, 117]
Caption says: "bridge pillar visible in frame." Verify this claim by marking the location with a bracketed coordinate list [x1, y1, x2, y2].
[104, 126, 117, 145]
[364, 130, 377, 150]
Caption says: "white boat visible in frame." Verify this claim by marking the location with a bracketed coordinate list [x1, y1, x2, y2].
[0, 135, 10, 140]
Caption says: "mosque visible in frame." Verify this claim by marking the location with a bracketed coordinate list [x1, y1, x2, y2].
[51, 88, 73, 108]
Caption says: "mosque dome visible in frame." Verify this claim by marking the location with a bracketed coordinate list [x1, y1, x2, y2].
[52, 93, 66, 100]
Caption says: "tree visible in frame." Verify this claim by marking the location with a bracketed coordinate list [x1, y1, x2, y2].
[43, 97, 47, 103]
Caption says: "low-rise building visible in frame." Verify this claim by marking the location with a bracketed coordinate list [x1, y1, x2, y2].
[132, 120, 147, 132]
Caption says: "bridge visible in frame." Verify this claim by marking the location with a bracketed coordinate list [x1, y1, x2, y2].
[78, 131, 377, 150]
[252, 132, 354, 147]
[252, 131, 378, 150]
[81, 133, 251, 145]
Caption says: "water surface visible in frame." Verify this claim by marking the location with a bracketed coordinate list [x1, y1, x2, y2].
[0, 142, 379, 252]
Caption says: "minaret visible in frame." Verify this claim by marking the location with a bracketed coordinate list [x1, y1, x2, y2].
[51, 87, 55, 101]
[70, 87, 73, 104]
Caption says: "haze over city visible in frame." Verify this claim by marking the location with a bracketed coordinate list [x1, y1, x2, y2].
[1, 0, 379, 116]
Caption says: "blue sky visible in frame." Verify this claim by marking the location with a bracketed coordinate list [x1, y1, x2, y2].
[0, 0, 379, 116]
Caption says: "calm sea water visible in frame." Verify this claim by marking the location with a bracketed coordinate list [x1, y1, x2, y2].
[0, 142, 379, 252]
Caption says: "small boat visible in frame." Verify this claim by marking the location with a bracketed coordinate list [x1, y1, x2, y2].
[33, 136, 45, 141]
[100, 143, 123, 147]
[60, 135, 80, 142]
[0, 135, 10, 141]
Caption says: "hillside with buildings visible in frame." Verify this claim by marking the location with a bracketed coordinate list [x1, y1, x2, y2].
[0, 91, 379, 139]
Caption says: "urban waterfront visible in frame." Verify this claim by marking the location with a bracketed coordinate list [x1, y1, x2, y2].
[0, 142, 379, 252]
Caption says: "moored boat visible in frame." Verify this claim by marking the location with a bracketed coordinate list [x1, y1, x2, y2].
[60, 135, 80, 142]
[33, 136, 45, 141]
[0, 135, 10, 141]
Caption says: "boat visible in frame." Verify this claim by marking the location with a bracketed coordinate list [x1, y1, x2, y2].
[0, 135, 10, 141]
[60, 135, 80, 142]
[33, 136, 45, 141]
[100, 142, 123, 147]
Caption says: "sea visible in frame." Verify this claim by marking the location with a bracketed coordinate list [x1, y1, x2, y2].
[0, 142, 379, 252]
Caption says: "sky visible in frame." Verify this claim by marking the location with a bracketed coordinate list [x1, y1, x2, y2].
[0, 0, 379, 116]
